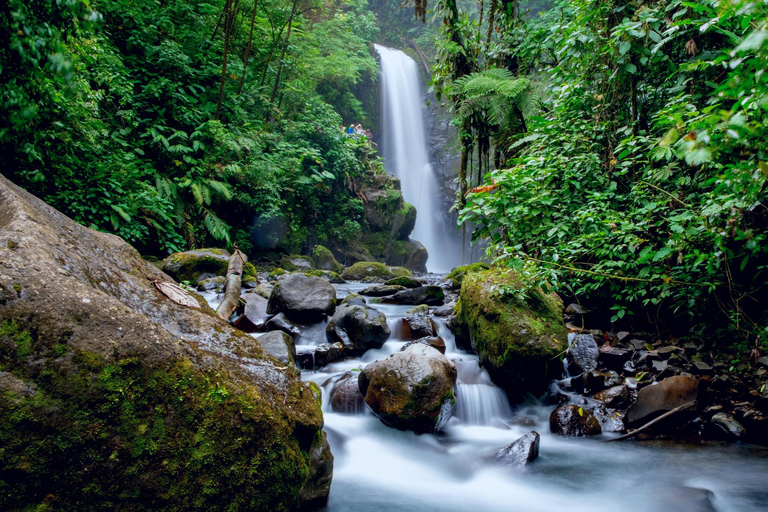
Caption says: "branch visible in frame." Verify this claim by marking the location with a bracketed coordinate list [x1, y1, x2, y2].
[604, 400, 697, 442]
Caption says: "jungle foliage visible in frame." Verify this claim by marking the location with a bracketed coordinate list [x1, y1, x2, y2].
[1, 0, 380, 256]
[434, 0, 768, 348]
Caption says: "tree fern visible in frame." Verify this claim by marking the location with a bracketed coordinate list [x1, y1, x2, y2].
[453, 68, 534, 125]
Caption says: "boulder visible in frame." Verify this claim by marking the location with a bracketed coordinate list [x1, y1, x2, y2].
[197, 275, 226, 292]
[267, 273, 336, 323]
[0, 175, 328, 510]
[325, 305, 390, 356]
[598, 346, 632, 372]
[382, 286, 445, 306]
[406, 304, 430, 315]
[711, 412, 745, 439]
[162, 248, 230, 284]
[312, 245, 343, 273]
[495, 431, 540, 469]
[298, 430, 334, 510]
[433, 302, 456, 317]
[242, 274, 259, 289]
[385, 276, 423, 289]
[329, 372, 366, 413]
[594, 385, 630, 408]
[264, 312, 302, 338]
[567, 334, 599, 375]
[360, 285, 406, 297]
[314, 343, 346, 368]
[238, 293, 271, 331]
[339, 293, 366, 307]
[249, 282, 274, 299]
[280, 254, 316, 271]
[359, 344, 457, 433]
[384, 239, 428, 273]
[583, 369, 621, 392]
[625, 375, 699, 426]
[256, 331, 297, 367]
[402, 337, 446, 355]
[340, 262, 411, 281]
[403, 314, 437, 340]
[453, 269, 567, 399]
[445, 262, 490, 289]
[550, 404, 602, 436]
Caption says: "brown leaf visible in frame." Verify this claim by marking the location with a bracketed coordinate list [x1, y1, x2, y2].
[153, 280, 201, 309]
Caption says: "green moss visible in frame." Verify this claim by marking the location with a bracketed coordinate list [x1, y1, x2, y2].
[280, 255, 315, 272]
[342, 261, 402, 280]
[0, 320, 33, 359]
[385, 276, 421, 288]
[12, 284, 22, 294]
[446, 262, 490, 288]
[311, 246, 343, 273]
[243, 262, 258, 279]
[268, 268, 288, 281]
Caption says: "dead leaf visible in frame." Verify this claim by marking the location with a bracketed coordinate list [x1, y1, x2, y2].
[153, 280, 200, 309]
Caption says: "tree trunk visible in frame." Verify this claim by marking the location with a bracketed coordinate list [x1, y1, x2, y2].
[217, 250, 248, 321]
[486, 0, 497, 45]
[270, 0, 299, 104]
[215, 0, 236, 120]
[238, 0, 259, 95]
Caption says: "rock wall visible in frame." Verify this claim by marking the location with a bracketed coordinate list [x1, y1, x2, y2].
[0, 174, 329, 510]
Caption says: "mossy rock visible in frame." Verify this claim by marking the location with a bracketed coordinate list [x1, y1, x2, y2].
[162, 248, 230, 284]
[268, 268, 288, 281]
[385, 276, 423, 289]
[446, 262, 490, 289]
[311, 246, 343, 273]
[280, 255, 316, 272]
[454, 268, 567, 399]
[340, 262, 412, 281]
[394, 203, 417, 240]
[0, 175, 328, 511]
[301, 270, 345, 284]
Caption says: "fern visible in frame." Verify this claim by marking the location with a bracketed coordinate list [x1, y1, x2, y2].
[202, 208, 231, 244]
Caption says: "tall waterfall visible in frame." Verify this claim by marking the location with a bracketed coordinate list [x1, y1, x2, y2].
[375, 45, 462, 273]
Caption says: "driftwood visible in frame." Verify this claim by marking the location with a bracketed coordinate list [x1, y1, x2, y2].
[153, 280, 200, 309]
[216, 249, 247, 321]
[605, 400, 697, 443]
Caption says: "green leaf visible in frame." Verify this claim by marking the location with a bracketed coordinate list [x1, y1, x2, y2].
[625, 63, 637, 74]
[619, 42, 631, 55]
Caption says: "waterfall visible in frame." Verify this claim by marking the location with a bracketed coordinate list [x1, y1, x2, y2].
[375, 44, 462, 273]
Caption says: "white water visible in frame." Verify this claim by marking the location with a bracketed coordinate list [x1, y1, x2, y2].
[292, 281, 768, 512]
[375, 45, 463, 273]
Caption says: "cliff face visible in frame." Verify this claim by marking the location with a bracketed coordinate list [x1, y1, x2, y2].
[0, 174, 329, 511]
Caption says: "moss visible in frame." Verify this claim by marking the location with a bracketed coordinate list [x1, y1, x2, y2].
[0, 320, 33, 359]
[455, 268, 567, 399]
[268, 268, 288, 281]
[301, 270, 344, 283]
[12, 284, 21, 295]
[243, 262, 258, 279]
[311, 246, 343, 273]
[162, 249, 230, 284]
[341, 261, 410, 280]
[446, 262, 490, 289]
[280, 255, 315, 272]
[385, 276, 421, 288]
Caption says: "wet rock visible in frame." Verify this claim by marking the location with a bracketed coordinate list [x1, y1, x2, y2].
[339, 293, 366, 307]
[312, 245, 343, 273]
[406, 304, 430, 315]
[330, 372, 366, 413]
[242, 274, 258, 289]
[313, 342, 346, 368]
[264, 312, 303, 338]
[657, 345, 684, 358]
[299, 430, 334, 510]
[359, 344, 457, 433]
[256, 331, 297, 366]
[249, 282, 273, 299]
[197, 275, 226, 292]
[341, 261, 411, 281]
[239, 293, 270, 331]
[549, 404, 602, 436]
[495, 431, 540, 469]
[594, 385, 630, 408]
[584, 369, 621, 392]
[280, 254, 315, 271]
[402, 336, 446, 355]
[652, 360, 669, 373]
[711, 412, 745, 439]
[360, 285, 405, 297]
[453, 268, 567, 399]
[382, 285, 445, 306]
[302, 269, 345, 283]
[565, 303, 591, 315]
[403, 314, 437, 340]
[0, 175, 325, 510]
[598, 346, 632, 372]
[162, 248, 230, 284]
[267, 273, 336, 323]
[385, 276, 422, 288]
[693, 361, 712, 372]
[433, 302, 456, 317]
[445, 262, 490, 289]
[385, 239, 428, 273]
[593, 409, 625, 432]
[567, 334, 599, 375]
[757, 356, 768, 368]
[326, 305, 391, 356]
[625, 375, 699, 426]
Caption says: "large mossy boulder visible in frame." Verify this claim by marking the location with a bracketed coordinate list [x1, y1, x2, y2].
[446, 262, 490, 289]
[325, 305, 391, 356]
[312, 246, 343, 273]
[0, 175, 329, 510]
[280, 254, 316, 272]
[340, 261, 411, 281]
[359, 344, 457, 433]
[162, 248, 230, 284]
[454, 268, 567, 399]
[267, 273, 336, 323]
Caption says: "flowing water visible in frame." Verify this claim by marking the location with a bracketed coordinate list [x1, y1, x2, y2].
[375, 45, 464, 273]
[291, 281, 768, 512]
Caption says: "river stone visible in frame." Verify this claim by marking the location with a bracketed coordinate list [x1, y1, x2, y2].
[402, 336, 446, 355]
[267, 273, 336, 323]
[625, 375, 699, 426]
[403, 314, 437, 340]
[256, 331, 296, 367]
[197, 275, 226, 292]
[407, 305, 430, 316]
[341, 261, 411, 281]
[330, 372, 366, 413]
[385, 276, 422, 289]
[583, 369, 621, 392]
[162, 247, 230, 284]
[359, 344, 458, 433]
[325, 305, 391, 356]
[711, 412, 745, 439]
[264, 312, 302, 338]
[550, 404, 602, 436]
[298, 430, 334, 510]
[0, 175, 327, 509]
[599, 346, 632, 372]
[241, 293, 270, 330]
[495, 431, 540, 469]
[453, 269, 567, 399]
[312, 245, 343, 273]
[360, 285, 405, 297]
[248, 282, 273, 299]
[594, 385, 630, 408]
[280, 254, 316, 271]
[314, 342, 346, 368]
[567, 334, 599, 375]
[340, 293, 367, 307]
[433, 302, 456, 317]
[382, 286, 445, 306]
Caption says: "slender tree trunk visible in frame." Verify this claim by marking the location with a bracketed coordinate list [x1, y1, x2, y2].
[486, 0, 497, 45]
[215, 0, 236, 120]
[479, 0, 484, 30]
[217, 250, 248, 321]
[238, 0, 259, 95]
[270, 0, 299, 104]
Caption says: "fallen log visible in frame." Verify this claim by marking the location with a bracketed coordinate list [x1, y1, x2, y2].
[217, 249, 247, 321]
[605, 400, 697, 442]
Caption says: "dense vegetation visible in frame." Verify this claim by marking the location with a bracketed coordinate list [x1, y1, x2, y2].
[418, 0, 768, 351]
[2, 0, 381, 256]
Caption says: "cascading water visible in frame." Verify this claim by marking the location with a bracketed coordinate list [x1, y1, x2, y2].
[375, 45, 464, 273]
